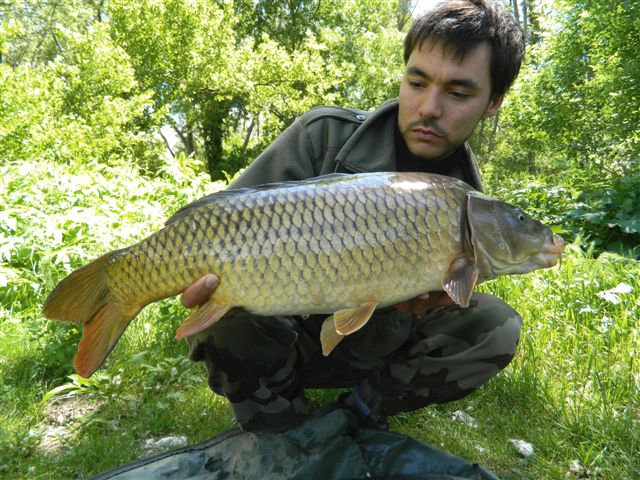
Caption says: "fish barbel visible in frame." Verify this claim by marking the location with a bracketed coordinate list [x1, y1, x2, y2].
[43, 172, 565, 377]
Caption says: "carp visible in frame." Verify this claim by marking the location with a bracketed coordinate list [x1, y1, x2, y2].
[43, 172, 564, 377]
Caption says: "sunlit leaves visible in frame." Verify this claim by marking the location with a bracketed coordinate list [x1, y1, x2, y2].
[0, 27, 163, 169]
[488, 0, 640, 175]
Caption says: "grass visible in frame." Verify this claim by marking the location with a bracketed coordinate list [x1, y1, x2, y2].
[1, 157, 639, 479]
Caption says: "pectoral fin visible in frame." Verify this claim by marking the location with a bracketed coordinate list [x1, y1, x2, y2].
[175, 298, 232, 339]
[443, 257, 478, 308]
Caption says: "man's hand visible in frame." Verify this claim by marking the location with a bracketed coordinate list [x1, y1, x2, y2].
[182, 274, 219, 308]
[394, 291, 454, 315]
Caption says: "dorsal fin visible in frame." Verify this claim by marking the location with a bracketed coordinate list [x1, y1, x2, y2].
[165, 173, 352, 226]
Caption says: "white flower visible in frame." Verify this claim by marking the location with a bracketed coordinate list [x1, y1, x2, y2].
[597, 282, 633, 304]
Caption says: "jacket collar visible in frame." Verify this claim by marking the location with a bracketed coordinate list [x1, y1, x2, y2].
[335, 99, 399, 173]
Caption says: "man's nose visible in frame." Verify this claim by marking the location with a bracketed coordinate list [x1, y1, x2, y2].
[418, 88, 443, 120]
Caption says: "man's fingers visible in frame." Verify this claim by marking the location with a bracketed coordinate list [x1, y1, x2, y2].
[182, 274, 219, 308]
[412, 297, 433, 315]
[435, 292, 455, 308]
[394, 300, 413, 313]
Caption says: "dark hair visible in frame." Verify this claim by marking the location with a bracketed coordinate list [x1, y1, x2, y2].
[404, 0, 524, 98]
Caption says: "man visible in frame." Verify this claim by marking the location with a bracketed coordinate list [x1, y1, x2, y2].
[183, 0, 525, 432]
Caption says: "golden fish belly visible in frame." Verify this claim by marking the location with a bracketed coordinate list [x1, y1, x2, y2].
[110, 172, 469, 315]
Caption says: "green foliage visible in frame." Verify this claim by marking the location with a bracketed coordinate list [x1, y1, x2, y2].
[482, 0, 640, 175]
[42, 374, 115, 403]
[0, 152, 221, 383]
[482, 3, 640, 262]
[487, 166, 640, 258]
[0, 152, 229, 476]
[566, 171, 640, 256]
[0, 26, 163, 169]
[0, 0, 101, 66]
[476, 247, 640, 478]
[105, 0, 405, 178]
[2, 0, 406, 179]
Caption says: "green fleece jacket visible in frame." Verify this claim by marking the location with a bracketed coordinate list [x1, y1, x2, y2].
[230, 99, 484, 191]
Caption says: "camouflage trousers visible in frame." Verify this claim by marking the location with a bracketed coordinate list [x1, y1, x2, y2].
[187, 292, 522, 432]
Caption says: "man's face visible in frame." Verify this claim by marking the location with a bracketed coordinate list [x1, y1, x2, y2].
[398, 40, 503, 161]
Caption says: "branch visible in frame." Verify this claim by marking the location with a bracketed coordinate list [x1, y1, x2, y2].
[50, 29, 63, 55]
[167, 117, 194, 154]
[511, 0, 521, 26]
[240, 118, 256, 155]
[159, 129, 176, 159]
[31, 1, 60, 65]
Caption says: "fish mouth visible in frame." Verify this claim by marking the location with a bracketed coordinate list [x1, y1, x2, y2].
[543, 234, 565, 267]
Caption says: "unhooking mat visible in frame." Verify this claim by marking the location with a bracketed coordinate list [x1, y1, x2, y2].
[91, 408, 499, 480]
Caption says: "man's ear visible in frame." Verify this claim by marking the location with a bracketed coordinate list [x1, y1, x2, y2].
[482, 94, 504, 118]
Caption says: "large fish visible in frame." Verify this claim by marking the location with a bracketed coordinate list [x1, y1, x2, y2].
[43, 172, 564, 377]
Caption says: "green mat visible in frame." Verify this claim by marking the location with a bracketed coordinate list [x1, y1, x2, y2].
[92, 409, 499, 480]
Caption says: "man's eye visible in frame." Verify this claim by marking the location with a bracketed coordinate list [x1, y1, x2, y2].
[408, 80, 424, 89]
[450, 91, 470, 99]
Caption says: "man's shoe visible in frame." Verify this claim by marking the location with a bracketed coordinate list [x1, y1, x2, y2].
[338, 387, 389, 430]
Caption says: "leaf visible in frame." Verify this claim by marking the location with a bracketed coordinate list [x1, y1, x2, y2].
[616, 217, 640, 234]
[550, 225, 567, 234]
[581, 212, 606, 224]
[620, 198, 634, 213]
[42, 383, 85, 403]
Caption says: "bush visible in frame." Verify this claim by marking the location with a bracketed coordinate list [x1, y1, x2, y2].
[488, 167, 640, 259]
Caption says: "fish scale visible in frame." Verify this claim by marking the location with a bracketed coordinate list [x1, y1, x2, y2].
[43, 172, 565, 377]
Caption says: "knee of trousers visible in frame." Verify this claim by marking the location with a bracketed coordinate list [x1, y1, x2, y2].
[412, 296, 523, 398]
[185, 315, 300, 394]
[469, 293, 523, 369]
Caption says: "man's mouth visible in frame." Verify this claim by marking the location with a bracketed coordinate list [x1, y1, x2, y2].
[406, 120, 446, 141]
[411, 127, 443, 141]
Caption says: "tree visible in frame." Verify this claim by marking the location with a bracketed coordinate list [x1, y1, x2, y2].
[0, 20, 162, 169]
[0, 0, 105, 66]
[481, 0, 639, 178]
[2, 0, 408, 179]
[106, 0, 406, 180]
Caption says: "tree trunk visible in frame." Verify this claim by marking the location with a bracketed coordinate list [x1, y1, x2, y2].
[527, 150, 536, 173]
[159, 130, 176, 159]
[488, 111, 500, 153]
[396, 0, 412, 31]
[169, 117, 196, 157]
[96, 0, 106, 22]
[511, 0, 520, 26]
[201, 99, 232, 180]
[240, 118, 256, 156]
[476, 118, 487, 154]
[522, 0, 528, 42]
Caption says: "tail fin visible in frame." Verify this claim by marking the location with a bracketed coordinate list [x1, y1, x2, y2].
[43, 250, 140, 377]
